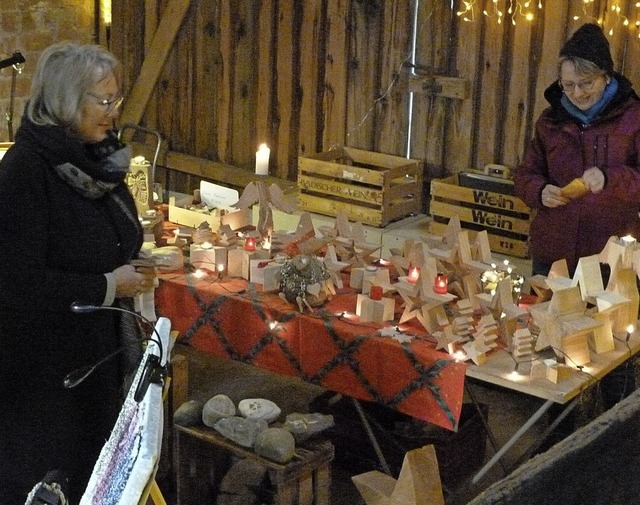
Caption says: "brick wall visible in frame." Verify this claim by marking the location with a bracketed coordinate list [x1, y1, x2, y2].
[0, 0, 95, 142]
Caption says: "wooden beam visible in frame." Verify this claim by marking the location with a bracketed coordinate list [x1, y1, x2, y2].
[129, 141, 297, 193]
[404, 75, 469, 100]
[120, 0, 192, 125]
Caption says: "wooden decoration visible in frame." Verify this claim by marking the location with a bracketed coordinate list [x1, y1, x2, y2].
[606, 267, 639, 331]
[189, 244, 227, 270]
[127, 157, 153, 216]
[233, 179, 295, 240]
[596, 291, 631, 334]
[249, 259, 282, 291]
[590, 310, 616, 354]
[352, 445, 444, 505]
[561, 315, 601, 367]
[227, 248, 254, 279]
[572, 254, 605, 303]
[512, 327, 535, 358]
[322, 244, 350, 289]
[356, 294, 395, 323]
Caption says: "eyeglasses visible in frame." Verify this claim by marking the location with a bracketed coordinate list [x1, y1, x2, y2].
[559, 79, 597, 93]
[86, 92, 124, 114]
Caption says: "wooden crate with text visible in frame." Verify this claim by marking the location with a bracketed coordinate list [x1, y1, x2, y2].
[429, 174, 531, 258]
[297, 147, 422, 227]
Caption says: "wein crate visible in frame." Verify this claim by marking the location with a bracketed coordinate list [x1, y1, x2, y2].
[297, 147, 422, 227]
[429, 173, 531, 258]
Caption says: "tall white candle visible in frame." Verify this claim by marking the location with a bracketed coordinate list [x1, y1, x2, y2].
[255, 143, 270, 175]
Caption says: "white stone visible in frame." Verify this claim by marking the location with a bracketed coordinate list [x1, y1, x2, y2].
[238, 398, 281, 424]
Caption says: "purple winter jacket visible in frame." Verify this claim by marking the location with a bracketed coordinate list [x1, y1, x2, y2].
[514, 73, 640, 273]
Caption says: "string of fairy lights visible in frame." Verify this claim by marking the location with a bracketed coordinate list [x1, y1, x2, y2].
[457, 0, 640, 37]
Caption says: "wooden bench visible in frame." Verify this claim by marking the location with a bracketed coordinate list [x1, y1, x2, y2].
[175, 424, 334, 505]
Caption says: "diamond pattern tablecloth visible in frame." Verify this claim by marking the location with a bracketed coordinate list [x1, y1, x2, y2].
[156, 270, 466, 430]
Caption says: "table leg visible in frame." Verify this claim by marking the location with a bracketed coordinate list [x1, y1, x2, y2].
[351, 398, 392, 476]
[472, 398, 555, 484]
[464, 382, 508, 475]
[509, 397, 579, 471]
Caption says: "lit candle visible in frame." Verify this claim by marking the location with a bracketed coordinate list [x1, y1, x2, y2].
[255, 143, 270, 175]
[244, 237, 256, 251]
[217, 263, 225, 279]
[407, 266, 420, 284]
[621, 235, 636, 246]
[434, 273, 448, 294]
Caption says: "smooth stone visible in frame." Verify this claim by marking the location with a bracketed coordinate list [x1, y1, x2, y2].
[238, 398, 282, 424]
[214, 416, 268, 448]
[202, 394, 236, 428]
[254, 428, 296, 463]
[174, 399, 204, 427]
[283, 412, 335, 442]
[215, 459, 267, 505]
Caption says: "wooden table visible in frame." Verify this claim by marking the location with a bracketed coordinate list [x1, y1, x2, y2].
[155, 269, 466, 431]
[466, 331, 640, 483]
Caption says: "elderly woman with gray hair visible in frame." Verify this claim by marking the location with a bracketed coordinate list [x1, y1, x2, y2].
[0, 42, 155, 503]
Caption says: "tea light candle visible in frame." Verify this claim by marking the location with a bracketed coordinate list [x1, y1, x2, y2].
[621, 235, 636, 246]
[217, 263, 225, 279]
[407, 266, 420, 284]
[244, 237, 257, 251]
[370, 285, 383, 301]
[434, 273, 448, 294]
[255, 143, 270, 175]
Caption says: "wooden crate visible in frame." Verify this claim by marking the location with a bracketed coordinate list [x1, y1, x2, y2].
[430, 174, 531, 258]
[168, 194, 251, 231]
[297, 147, 422, 227]
[175, 424, 334, 505]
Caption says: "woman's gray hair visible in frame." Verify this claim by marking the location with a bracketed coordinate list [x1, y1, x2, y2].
[26, 42, 119, 129]
[558, 55, 608, 79]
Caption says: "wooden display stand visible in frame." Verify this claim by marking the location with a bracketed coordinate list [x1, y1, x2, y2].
[175, 424, 334, 505]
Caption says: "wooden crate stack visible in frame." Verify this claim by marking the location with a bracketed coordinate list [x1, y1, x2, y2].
[429, 174, 531, 258]
[297, 147, 422, 227]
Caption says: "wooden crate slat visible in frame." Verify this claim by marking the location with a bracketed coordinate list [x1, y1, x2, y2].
[430, 220, 529, 258]
[298, 193, 384, 226]
[430, 199, 530, 236]
[298, 174, 384, 206]
[430, 175, 530, 216]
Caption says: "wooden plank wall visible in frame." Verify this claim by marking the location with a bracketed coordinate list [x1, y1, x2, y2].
[109, 0, 640, 208]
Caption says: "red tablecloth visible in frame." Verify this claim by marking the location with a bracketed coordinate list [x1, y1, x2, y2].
[156, 270, 466, 431]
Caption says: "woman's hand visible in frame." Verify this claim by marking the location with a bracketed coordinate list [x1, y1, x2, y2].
[582, 166, 605, 193]
[113, 264, 157, 298]
[541, 184, 569, 208]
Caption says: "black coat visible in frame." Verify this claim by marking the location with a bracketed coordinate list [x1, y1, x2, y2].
[0, 118, 143, 503]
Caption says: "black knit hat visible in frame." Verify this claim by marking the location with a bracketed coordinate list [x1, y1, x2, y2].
[560, 23, 614, 74]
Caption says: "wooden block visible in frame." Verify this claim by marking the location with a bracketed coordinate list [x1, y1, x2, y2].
[561, 330, 591, 367]
[249, 260, 282, 291]
[590, 310, 615, 354]
[547, 363, 573, 383]
[189, 244, 227, 270]
[227, 248, 253, 279]
[356, 294, 395, 323]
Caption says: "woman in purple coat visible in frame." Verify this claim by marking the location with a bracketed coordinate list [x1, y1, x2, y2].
[515, 23, 640, 277]
[515, 23, 640, 444]
[0, 43, 156, 503]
